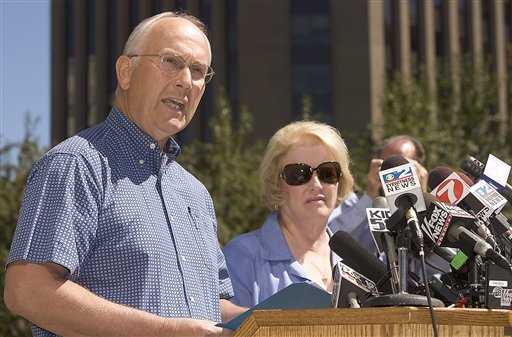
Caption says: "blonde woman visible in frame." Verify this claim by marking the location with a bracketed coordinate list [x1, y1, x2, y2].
[224, 121, 354, 307]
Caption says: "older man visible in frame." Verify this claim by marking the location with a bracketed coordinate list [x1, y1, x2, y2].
[4, 12, 243, 337]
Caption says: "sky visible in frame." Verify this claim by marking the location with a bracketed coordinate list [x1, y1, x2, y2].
[1, 0, 50, 154]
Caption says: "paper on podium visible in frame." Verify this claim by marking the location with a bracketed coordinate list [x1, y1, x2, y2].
[219, 282, 331, 331]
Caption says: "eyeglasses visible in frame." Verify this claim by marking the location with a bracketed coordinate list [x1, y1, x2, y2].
[127, 53, 215, 83]
[280, 161, 341, 186]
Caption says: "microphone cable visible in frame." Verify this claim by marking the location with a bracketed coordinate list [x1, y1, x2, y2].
[419, 249, 440, 337]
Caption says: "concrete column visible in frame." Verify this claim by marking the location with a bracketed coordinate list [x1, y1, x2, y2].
[393, 0, 411, 84]
[467, 0, 483, 72]
[443, 0, 460, 109]
[115, 0, 131, 57]
[138, 0, 153, 21]
[331, 0, 385, 143]
[237, 0, 291, 140]
[160, 0, 176, 11]
[73, 0, 88, 132]
[418, 0, 437, 127]
[490, 0, 508, 139]
[211, 0, 228, 105]
[51, 0, 68, 144]
[94, 0, 110, 122]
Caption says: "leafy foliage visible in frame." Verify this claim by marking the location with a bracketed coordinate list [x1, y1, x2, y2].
[0, 114, 43, 337]
[380, 57, 510, 169]
[179, 90, 267, 244]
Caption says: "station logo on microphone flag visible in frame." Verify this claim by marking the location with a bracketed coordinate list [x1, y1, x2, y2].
[379, 163, 426, 212]
[430, 172, 470, 204]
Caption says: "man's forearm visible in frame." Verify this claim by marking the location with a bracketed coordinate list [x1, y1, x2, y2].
[219, 299, 247, 323]
[4, 262, 225, 337]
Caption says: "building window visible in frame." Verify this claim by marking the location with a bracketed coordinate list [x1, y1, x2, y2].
[291, 0, 331, 121]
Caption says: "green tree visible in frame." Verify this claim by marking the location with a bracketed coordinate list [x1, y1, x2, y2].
[342, 55, 512, 190]
[179, 90, 267, 244]
[0, 114, 43, 337]
[381, 58, 507, 169]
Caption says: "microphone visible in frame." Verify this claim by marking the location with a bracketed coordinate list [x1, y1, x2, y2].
[428, 167, 505, 248]
[367, 197, 392, 255]
[331, 261, 379, 308]
[461, 155, 512, 204]
[367, 196, 399, 293]
[491, 213, 512, 243]
[448, 226, 511, 271]
[334, 228, 445, 309]
[380, 155, 426, 248]
[329, 230, 392, 293]
[420, 196, 512, 271]
[428, 167, 502, 218]
[428, 166, 471, 205]
[432, 246, 468, 271]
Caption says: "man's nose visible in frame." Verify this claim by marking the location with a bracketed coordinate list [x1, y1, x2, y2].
[174, 66, 192, 90]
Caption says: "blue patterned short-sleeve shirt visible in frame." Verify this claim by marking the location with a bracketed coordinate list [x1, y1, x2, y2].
[7, 107, 233, 337]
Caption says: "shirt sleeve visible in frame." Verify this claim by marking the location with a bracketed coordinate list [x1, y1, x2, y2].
[203, 191, 234, 299]
[328, 192, 373, 234]
[217, 245, 234, 299]
[7, 153, 101, 276]
[223, 238, 256, 307]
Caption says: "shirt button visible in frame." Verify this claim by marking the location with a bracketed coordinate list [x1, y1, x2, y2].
[182, 256, 187, 262]
[150, 143, 156, 150]
[138, 159, 144, 165]
[189, 296, 195, 303]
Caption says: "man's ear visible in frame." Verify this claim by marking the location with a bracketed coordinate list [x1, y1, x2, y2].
[116, 55, 133, 90]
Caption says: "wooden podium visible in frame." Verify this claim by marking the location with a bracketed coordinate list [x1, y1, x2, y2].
[233, 307, 512, 337]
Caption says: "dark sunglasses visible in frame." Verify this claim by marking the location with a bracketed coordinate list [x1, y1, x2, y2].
[280, 161, 342, 186]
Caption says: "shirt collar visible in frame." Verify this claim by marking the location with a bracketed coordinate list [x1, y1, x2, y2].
[258, 212, 339, 264]
[258, 212, 294, 261]
[106, 107, 181, 164]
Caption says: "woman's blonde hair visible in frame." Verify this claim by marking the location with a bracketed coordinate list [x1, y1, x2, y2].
[259, 120, 354, 210]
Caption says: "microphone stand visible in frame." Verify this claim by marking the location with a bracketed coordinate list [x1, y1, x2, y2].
[468, 255, 484, 308]
[363, 206, 444, 308]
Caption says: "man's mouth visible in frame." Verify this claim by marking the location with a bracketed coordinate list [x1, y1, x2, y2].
[162, 98, 185, 110]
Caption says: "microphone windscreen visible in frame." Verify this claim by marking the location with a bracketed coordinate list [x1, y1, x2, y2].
[427, 166, 453, 191]
[456, 171, 474, 186]
[460, 155, 484, 179]
[380, 155, 409, 171]
[329, 231, 390, 292]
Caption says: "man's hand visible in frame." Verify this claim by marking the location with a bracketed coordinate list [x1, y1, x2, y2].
[220, 299, 247, 323]
[409, 159, 428, 192]
[365, 159, 384, 199]
[175, 319, 233, 337]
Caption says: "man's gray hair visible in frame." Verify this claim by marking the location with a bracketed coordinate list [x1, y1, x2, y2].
[122, 11, 207, 55]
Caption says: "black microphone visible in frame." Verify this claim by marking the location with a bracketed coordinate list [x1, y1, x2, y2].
[331, 262, 378, 308]
[368, 196, 399, 293]
[449, 226, 511, 271]
[329, 230, 392, 293]
[461, 155, 512, 204]
[420, 196, 512, 272]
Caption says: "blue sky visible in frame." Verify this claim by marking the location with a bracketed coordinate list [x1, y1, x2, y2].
[1, 0, 50, 153]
